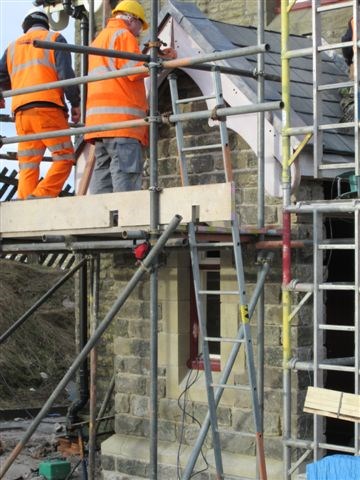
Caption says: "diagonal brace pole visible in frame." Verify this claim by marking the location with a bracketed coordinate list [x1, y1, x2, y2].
[0, 258, 86, 346]
[0, 214, 182, 480]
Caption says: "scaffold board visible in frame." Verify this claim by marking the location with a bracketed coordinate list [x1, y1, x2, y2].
[0, 183, 234, 238]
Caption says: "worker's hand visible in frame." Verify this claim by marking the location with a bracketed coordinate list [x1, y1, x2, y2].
[71, 106, 81, 124]
[159, 47, 177, 60]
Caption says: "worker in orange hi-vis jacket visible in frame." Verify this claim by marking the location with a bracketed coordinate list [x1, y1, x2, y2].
[84, 0, 176, 194]
[0, 8, 81, 199]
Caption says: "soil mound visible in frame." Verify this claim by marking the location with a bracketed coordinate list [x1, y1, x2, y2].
[0, 259, 76, 409]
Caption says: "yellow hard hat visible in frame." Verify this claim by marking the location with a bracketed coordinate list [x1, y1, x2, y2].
[112, 0, 148, 30]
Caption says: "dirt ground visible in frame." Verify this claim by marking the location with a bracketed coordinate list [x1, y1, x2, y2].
[0, 259, 76, 409]
[0, 259, 90, 479]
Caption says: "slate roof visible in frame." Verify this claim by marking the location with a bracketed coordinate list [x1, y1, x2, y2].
[159, 0, 354, 160]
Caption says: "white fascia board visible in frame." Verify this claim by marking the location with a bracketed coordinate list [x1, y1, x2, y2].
[156, 19, 304, 197]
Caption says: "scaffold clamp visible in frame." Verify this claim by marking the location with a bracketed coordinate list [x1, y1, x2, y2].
[210, 104, 226, 122]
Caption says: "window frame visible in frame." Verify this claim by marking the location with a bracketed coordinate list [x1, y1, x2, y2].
[188, 258, 221, 372]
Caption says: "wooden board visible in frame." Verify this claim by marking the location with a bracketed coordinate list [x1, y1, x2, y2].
[75, 142, 96, 196]
[0, 183, 235, 238]
[304, 386, 360, 423]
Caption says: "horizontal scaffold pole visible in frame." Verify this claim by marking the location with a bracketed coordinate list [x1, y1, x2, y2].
[0, 237, 187, 254]
[0, 100, 283, 146]
[1, 44, 269, 101]
[34, 39, 150, 62]
[0, 214, 182, 480]
[35, 39, 279, 81]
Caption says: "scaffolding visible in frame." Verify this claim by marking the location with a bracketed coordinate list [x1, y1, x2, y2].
[0, 1, 281, 479]
[281, 0, 360, 479]
[4, 1, 358, 479]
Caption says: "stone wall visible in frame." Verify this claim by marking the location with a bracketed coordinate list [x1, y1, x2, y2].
[98, 68, 318, 479]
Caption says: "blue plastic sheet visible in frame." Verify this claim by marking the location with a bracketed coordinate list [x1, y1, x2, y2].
[306, 454, 360, 480]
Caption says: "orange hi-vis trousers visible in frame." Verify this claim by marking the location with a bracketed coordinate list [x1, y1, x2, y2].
[15, 107, 75, 199]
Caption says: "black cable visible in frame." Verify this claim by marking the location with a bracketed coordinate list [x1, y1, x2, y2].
[176, 356, 210, 479]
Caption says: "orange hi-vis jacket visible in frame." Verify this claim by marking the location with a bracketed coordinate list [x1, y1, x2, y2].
[6, 29, 65, 114]
[85, 18, 149, 146]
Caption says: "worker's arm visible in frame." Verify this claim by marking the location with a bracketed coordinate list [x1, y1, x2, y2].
[0, 49, 10, 109]
[352, 17, 356, 53]
[54, 34, 81, 113]
[115, 31, 148, 82]
[0, 49, 11, 90]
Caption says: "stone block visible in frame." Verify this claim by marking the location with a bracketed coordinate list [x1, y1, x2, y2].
[115, 393, 130, 413]
[114, 338, 149, 358]
[161, 301, 190, 334]
[128, 319, 150, 339]
[115, 356, 150, 375]
[158, 266, 190, 301]
[232, 408, 281, 436]
[193, 403, 231, 426]
[159, 398, 186, 423]
[190, 154, 215, 173]
[130, 395, 149, 417]
[101, 455, 115, 471]
[115, 458, 148, 477]
[220, 430, 255, 456]
[158, 332, 189, 368]
[264, 346, 283, 367]
[116, 374, 147, 396]
[264, 305, 282, 325]
[115, 414, 146, 437]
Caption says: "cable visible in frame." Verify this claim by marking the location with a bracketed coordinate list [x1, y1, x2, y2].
[176, 357, 210, 479]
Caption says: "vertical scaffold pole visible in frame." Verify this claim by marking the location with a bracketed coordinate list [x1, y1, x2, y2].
[149, 1, 160, 478]
[281, 2, 293, 479]
[257, 0, 265, 455]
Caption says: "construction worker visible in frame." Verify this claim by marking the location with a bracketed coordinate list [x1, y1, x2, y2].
[84, 0, 176, 194]
[0, 9, 80, 199]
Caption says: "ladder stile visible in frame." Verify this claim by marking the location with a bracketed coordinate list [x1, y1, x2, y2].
[168, 70, 267, 479]
[188, 221, 224, 478]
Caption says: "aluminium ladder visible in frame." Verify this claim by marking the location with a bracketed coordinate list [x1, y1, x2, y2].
[168, 69, 267, 480]
[282, 1, 360, 478]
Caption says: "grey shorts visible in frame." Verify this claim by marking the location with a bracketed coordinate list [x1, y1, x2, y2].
[90, 137, 143, 194]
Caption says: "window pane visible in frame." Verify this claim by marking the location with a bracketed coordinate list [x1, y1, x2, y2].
[206, 271, 221, 355]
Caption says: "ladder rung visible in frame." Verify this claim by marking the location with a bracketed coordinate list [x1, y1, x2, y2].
[318, 162, 356, 170]
[176, 94, 216, 104]
[211, 383, 251, 391]
[195, 242, 234, 248]
[204, 336, 245, 344]
[318, 324, 355, 332]
[199, 290, 239, 295]
[218, 428, 256, 439]
[318, 364, 356, 373]
[317, 1, 353, 13]
[318, 283, 355, 291]
[318, 243, 355, 250]
[182, 144, 223, 153]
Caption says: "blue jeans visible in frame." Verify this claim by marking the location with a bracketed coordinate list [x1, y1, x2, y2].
[90, 137, 143, 194]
